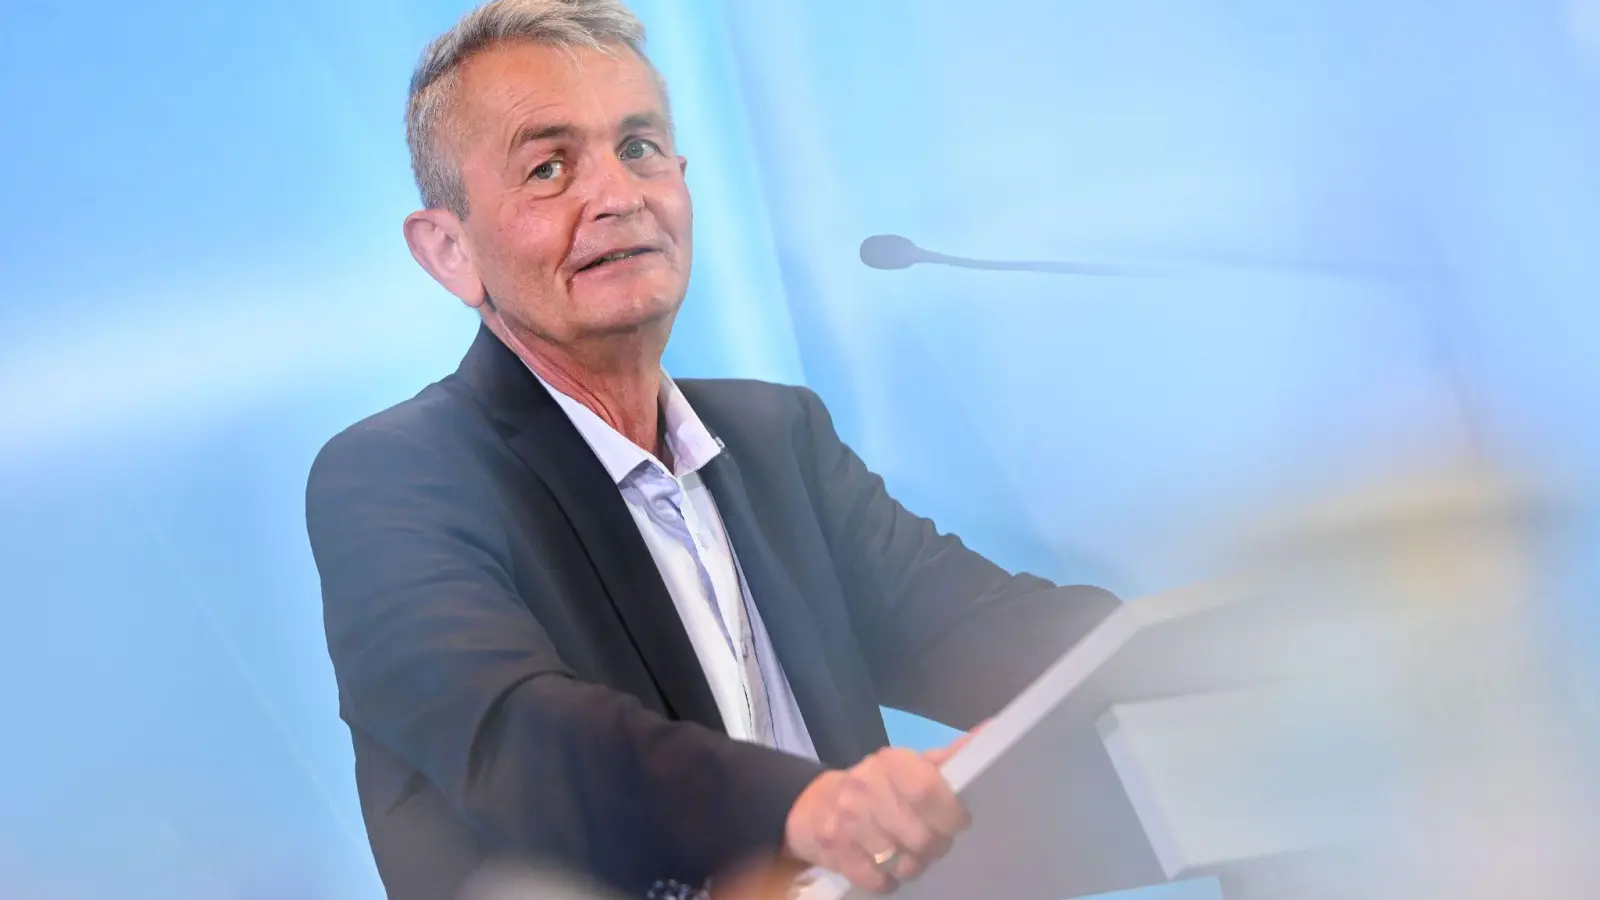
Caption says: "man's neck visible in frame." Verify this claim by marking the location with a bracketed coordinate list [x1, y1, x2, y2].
[539, 358, 667, 463]
[487, 314, 669, 460]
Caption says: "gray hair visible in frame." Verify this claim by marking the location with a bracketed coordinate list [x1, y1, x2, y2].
[405, 0, 655, 216]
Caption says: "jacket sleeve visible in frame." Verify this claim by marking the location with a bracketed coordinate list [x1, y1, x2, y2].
[306, 422, 823, 894]
[791, 386, 1121, 730]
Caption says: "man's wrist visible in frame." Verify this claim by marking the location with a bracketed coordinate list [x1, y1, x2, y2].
[781, 768, 841, 862]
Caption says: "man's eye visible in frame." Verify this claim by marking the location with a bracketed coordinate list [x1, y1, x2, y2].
[529, 158, 564, 181]
[620, 138, 661, 161]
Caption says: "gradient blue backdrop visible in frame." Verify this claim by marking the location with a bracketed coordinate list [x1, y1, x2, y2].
[3, 0, 1599, 896]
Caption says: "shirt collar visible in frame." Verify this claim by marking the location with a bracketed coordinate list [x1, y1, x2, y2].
[530, 367, 723, 484]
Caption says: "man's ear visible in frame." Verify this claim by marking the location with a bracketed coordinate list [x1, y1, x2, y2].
[403, 208, 488, 309]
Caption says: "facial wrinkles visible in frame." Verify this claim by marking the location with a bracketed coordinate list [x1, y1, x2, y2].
[454, 43, 688, 345]
[454, 84, 569, 311]
[497, 70, 620, 255]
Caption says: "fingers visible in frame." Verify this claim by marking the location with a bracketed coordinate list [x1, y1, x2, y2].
[879, 748, 969, 837]
[921, 720, 992, 767]
[859, 751, 954, 876]
[921, 729, 977, 767]
[850, 748, 967, 888]
[832, 842, 898, 895]
[810, 771, 901, 894]
[784, 748, 972, 895]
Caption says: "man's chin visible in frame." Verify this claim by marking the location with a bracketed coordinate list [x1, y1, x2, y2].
[577, 296, 682, 341]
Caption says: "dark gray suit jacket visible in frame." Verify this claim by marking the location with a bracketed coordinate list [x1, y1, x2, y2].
[305, 326, 1118, 900]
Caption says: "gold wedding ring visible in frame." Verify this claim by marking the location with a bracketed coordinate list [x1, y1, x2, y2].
[871, 847, 901, 873]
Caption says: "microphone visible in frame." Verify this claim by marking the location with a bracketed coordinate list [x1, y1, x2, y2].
[860, 234, 1436, 283]
[860, 231, 1486, 459]
[859, 234, 1161, 278]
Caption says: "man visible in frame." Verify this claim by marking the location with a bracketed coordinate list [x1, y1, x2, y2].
[305, 2, 1118, 898]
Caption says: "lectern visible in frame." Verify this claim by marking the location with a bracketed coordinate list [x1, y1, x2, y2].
[796, 576, 1391, 900]
[799, 464, 1599, 900]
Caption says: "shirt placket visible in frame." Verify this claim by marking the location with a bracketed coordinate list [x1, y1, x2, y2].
[631, 467, 775, 747]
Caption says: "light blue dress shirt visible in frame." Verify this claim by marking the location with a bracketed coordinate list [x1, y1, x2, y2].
[533, 369, 819, 762]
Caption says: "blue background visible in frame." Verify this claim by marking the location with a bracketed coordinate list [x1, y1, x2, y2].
[3, 0, 1599, 896]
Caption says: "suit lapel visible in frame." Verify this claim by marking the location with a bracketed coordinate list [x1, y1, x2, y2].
[455, 327, 725, 734]
[699, 449, 868, 768]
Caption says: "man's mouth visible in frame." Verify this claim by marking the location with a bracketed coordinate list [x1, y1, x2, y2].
[577, 247, 655, 273]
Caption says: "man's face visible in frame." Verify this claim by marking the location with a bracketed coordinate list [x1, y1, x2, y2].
[447, 41, 691, 347]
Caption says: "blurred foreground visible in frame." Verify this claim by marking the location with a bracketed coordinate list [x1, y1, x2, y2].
[449, 448, 1600, 900]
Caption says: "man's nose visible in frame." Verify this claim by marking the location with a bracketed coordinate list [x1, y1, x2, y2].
[581, 150, 646, 220]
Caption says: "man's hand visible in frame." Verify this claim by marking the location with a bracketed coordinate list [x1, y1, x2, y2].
[781, 733, 978, 895]
[921, 721, 986, 768]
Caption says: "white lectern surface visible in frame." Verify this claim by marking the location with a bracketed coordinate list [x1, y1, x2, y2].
[795, 578, 1377, 900]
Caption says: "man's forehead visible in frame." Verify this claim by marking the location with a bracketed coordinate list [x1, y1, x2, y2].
[454, 40, 666, 137]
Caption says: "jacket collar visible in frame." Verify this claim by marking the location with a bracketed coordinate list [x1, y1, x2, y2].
[454, 325, 873, 765]
[454, 324, 726, 734]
